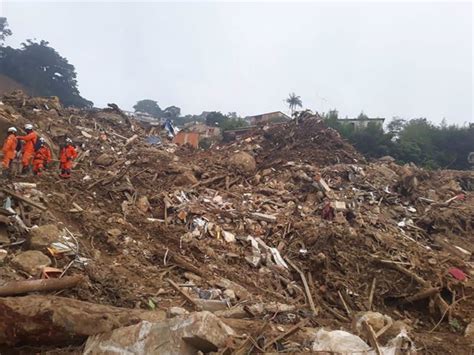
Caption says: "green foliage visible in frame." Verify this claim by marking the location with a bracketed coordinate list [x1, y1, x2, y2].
[323, 113, 474, 170]
[205, 111, 248, 131]
[0, 17, 12, 43]
[198, 137, 213, 150]
[172, 114, 206, 126]
[133, 99, 162, 117]
[220, 117, 248, 131]
[286, 93, 302, 114]
[162, 105, 181, 119]
[0, 39, 92, 107]
[205, 111, 228, 127]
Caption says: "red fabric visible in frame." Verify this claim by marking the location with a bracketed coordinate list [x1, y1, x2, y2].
[2, 134, 17, 168]
[60, 145, 77, 171]
[448, 267, 466, 281]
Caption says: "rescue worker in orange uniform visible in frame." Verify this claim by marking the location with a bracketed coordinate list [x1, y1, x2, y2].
[32, 138, 52, 176]
[2, 127, 18, 177]
[59, 138, 78, 179]
[17, 123, 38, 175]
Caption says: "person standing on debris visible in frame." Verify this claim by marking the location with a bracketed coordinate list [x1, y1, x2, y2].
[1, 127, 18, 177]
[32, 138, 52, 176]
[59, 138, 78, 179]
[17, 123, 38, 175]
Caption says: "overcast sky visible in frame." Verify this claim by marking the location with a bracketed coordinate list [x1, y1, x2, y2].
[2, 1, 472, 124]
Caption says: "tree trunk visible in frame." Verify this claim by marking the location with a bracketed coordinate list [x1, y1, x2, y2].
[0, 295, 166, 346]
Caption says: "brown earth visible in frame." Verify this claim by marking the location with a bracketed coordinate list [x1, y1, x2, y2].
[0, 92, 473, 354]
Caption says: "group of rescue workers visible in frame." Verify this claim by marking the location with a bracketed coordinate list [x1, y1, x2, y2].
[1, 124, 78, 179]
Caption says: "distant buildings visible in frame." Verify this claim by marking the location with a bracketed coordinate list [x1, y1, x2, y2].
[183, 123, 221, 138]
[337, 117, 385, 130]
[245, 111, 291, 125]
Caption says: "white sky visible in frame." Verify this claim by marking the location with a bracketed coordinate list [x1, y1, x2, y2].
[1, 1, 473, 124]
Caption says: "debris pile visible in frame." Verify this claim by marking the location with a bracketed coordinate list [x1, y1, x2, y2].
[0, 92, 473, 353]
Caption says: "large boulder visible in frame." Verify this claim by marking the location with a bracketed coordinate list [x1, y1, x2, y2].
[11, 250, 51, 275]
[94, 153, 115, 166]
[174, 171, 198, 186]
[229, 151, 256, 174]
[84, 311, 235, 355]
[28, 224, 61, 250]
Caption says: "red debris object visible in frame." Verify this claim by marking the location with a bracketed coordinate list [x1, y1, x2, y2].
[321, 202, 335, 220]
[448, 267, 467, 281]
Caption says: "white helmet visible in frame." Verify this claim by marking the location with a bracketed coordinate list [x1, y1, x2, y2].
[39, 137, 45, 143]
[8, 127, 17, 133]
[24, 123, 33, 130]
[65, 138, 73, 144]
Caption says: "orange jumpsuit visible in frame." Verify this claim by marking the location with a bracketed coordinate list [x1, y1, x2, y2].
[2, 134, 17, 169]
[32, 145, 52, 175]
[18, 131, 38, 168]
[59, 144, 78, 178]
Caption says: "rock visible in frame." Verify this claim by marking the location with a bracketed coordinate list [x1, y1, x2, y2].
[0, 225, 10, 245]
[136, 196, 151, 213]
[28, 224, 61, 250]
[379, 155, 396, 163]
[194, 299, 228, 312]
[352, 311, 393, 335]
[107, 228, 122, 238]
[174, 171, 198, 186]
[465, 320, 474, 339]
[383, 320, 412, 340]
[167, 307, 189, 318]
[213, 278, 252, 301]
[223, 289, 236, 302]
[229, 151, 256, 174]
[0, 249, 7, 263]
[11, 250, 51, 275]
[222, 231, 235, 243]
[83, 311, 235, 355]
[312, 329, 370, 353]
[94, 153, 115, 166]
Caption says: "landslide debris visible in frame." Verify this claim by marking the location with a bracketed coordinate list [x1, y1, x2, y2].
[0, 92, 473, 354]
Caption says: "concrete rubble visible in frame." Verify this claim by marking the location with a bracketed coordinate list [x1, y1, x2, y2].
[83, 311, 235, 355]
[0, 91, 472, 353]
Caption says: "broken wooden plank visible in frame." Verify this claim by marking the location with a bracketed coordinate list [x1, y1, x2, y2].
[249, 212, 277, 223]
[1, 188, 47, 211]
[368, 277, 376, 311]
[263, 318, 309, 351]
[402, 287, 440, 304]
[362, 320, 382, 355]
[0, 275, 84, 296]
[285, 258, 318, 315]
[166, 278, 202, 311]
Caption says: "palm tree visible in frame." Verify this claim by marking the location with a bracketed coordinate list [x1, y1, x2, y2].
[286, 93, 302, 115]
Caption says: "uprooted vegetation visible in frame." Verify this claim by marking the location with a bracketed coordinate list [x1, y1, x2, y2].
[0, 91, 473, 354]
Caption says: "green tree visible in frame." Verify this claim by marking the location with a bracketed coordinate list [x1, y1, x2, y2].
[286, 93, 302, 115]
[0, 39, 92, 107]
[133, 99, 162, 117]
[220, 117, 248, 131]
[387, 117, 407, 138]
[205, 111, 228, 127]
[0, 17, 12, 43]
[162, 105, 181, 119]
[323, 109, 340, 129]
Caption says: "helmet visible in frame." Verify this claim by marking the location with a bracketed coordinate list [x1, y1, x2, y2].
[24, 123, 33, 130]
[39, 137, 45, 143]
[65, 138, 73, 144]
[7, 127, 17, 133]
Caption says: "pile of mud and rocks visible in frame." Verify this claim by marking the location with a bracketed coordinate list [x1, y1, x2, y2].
[0, 91, 473, 354]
